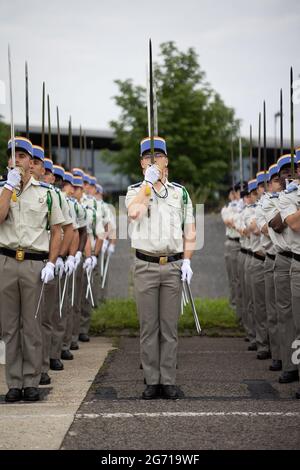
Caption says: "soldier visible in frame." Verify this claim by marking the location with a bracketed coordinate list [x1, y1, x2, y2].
[221, 187, 235, 307]
[277, 149, 300, 397]
[0, 137, 64, 402]
[125, 136, 196, 400]
[261, 154, 298, 383]
[255, 164, 281, 371]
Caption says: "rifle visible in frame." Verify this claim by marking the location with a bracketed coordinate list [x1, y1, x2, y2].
[25, 61, 29, 139]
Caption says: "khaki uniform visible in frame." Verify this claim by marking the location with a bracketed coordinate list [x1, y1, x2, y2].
[256, 196, 280, 360]
[0, 178, 64, 389]
[125, 181, 194, 385]
[278, 186, 300, 377]
[262, 193, 297, 373]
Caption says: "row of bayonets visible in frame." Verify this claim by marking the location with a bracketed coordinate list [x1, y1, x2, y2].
[8, 45, 94, 173]
[233, 67, 296, 190]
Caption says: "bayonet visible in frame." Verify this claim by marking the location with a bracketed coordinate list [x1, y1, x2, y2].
[42, 82, 45, 149]
[290, 67, 295, 178]
[84, 131, 87, 171]
[249, 124, 253, 179]
[280, 88, 283, 156]
[263, 101, 267, 190]
[239, 133, 243, 191]
[79, 125, 83, 168]
[258, 112, 261, 172]
[56, 106, 61, 157]
[47, 94, 52, 159]
[91, 139, 95, 176]
[148, 39, 155, 164]
[230, 131, 235, 188]
[68, 116, 72, 169]
[8, 45, 15, 168]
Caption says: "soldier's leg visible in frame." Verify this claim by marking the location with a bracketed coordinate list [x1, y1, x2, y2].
[244, 255, 256, 346]
[41, 277, 57, 373]
[62, 280, 73, 352]
[80, 274, 92, 336]
[92, 262, 100, 308]
[237, 251, 247, 334]
[225, 239, 234, 306]
[250, 257, 269, 353]
[50, 275, 66, 360]
[264, 256, 281, 361]
[159, 261, 182, 385]
[20, 260, 43, 388]
[230, 241, 242, 321]
[72, 263, 84, 344]
[290, 258, 300, 378]
[0, 255, 22, 389]
[274, 254, 297, 373]
[134, 258, 160, 385]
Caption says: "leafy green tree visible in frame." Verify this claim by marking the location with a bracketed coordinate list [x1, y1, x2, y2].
[106, 42, 240, 201]
[0, 116, 10, 178]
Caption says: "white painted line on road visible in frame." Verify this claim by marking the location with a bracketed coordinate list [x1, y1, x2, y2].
[76, 411, 300, 419]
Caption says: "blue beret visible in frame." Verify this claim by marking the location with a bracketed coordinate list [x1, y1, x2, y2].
[72, 168, 84, 177]
[140, 136, 167, 156]
[268, 164, 278, 180]
[44, 158, 53, 173]
[8, 137, 33, 158]
[295, 148, 300, 164]
[73, 176, 83, 187]
[32, 145, 44, 161]
[248, 179, 257, 192]
[277, 154, 291, 170]
[256, 171, 268, 185]
[53, 165, 65, 180]
[64, 171, 73, 185]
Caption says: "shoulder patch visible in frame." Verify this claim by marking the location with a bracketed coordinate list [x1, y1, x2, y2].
[129, 182, 142, 189]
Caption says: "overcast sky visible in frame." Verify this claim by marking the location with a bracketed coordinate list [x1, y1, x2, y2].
[0, 0, 299, 142]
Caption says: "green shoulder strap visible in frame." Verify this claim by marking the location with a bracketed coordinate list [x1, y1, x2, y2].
[46, 190, 53, 230]
[182, 186, 188, 229]
[54, 187, 62, 208]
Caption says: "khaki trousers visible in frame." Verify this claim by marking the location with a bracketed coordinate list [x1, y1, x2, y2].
[237, 251, 248, 334]
[264, 256, 281, 361]
[62, 279, 73, 351]
[229, 240, 243, 322]
[290, 258, 300, 376]
[134, 258, 182, 385]
[243, 254, 256, 345]
[0, 255, 43, 389]
[50, 273, 70, 359]
[72, 263, 84, 343]
[80, 271, 93, 335]
[224, 239, 234, 306]
[42, 277, 57, 372]
[274, 253, 297, 373]
[249, 257, 270, 353]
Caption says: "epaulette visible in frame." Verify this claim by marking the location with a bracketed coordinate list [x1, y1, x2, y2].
[171, 182, 184, 189]
[284, 184, 298, 194]
[269, 193, 279, 199]
[129, 182, 142, 189]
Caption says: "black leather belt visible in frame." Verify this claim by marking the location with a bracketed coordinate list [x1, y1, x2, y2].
[136, 250, 183, 265]
[292, 252, 300, 262]
[0, 247, 48, 262]
[228, 237, 240, 242]
[278, 251, 292, 259]
[253, 252, 265, 262]
[240, 248, 248, 255]
[247, 250, 253, 257]
[266, 253, 276, 261]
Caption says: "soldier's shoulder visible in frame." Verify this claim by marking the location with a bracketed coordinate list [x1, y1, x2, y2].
[0, 180, 7, 187]
[128, 181, 143, 189]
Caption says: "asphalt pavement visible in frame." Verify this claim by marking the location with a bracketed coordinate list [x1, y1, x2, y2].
[61, 337, 300, 450]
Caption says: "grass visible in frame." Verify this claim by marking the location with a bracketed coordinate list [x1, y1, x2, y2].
[90, 297, 243, 337]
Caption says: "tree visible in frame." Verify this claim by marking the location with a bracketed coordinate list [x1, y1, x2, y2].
[0, 116, 10, 178]
[105, 41, 240, 202]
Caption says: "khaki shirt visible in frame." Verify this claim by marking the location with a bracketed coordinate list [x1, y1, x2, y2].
[58, 190, 73, 227]
[221, 201, 241, 239]
[74, 199, 87, 229]
[278, 186, 300, 254]
[255, 197, 275, 255]
[0, 177, 64, 252]
[65, 196, 79, 230]
[261, 192, 291, 253]
[125, 180, 194, 255]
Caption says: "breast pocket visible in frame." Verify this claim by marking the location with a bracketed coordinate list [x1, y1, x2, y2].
[27, 203, 48, 228]
[165, 199, 183, 226]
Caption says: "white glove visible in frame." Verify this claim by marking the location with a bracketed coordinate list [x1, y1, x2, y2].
[107, 244, 115, 255]
[65, 255, 75, 276]
[5, 167, 21, 191]
[91, 255, 98, 270]
[101, 239, 109, 254]
[144, 164, 160, 185]
[74, 251, 82, 270]
[83, 256, 93, 275]
[41, 262, 55, 284]
[181, 259, 193, 284]
[55, 256, 65, 278]
[286, 181, 298, 193]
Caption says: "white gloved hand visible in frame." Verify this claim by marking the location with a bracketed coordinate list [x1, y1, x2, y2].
[101, 239, 109, 254]
[91, 255, 98, 270]
[5, 167, 21, 191]
[181, 259, 193, 284]
[41, 262, 55, 284]
[65, 255, 75, 276]
[83, 256, 93, 275]
[144, 164, 160, 185]
[55, 256, 65, 278]
[74, 251, 82, 270]
[107, 244, 115, 255]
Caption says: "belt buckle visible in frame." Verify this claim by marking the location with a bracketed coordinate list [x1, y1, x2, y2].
[16, 248, 25, 262]
[159, 256, 168, 265]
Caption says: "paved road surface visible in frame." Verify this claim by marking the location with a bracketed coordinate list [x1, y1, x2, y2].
[61, 337, 300, 450]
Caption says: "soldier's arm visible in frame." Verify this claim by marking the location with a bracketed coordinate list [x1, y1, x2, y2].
[84, 236, 92, 257]
[78, 226, 87, 252]
[127, 185, 151, 220]
[59, 224, 74, 257]
[268, 212, 286, 233]
[183, 222, 196, 258]
[49, 224, 63, 264]
[0, 189, 12, 224]
[69, 229, 79, 256]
